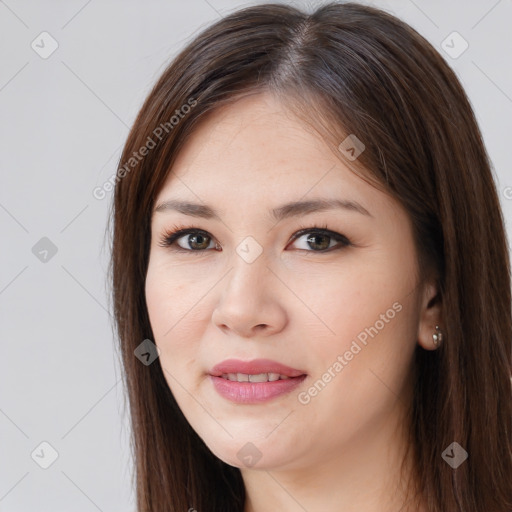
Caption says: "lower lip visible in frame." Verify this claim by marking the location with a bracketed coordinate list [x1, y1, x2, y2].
[210, 375, 307, 404]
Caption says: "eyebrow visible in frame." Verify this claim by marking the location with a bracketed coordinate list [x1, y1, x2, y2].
[154, 198, 373, 222]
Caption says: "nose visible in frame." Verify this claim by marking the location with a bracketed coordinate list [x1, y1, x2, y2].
[211, 257, 288, 339]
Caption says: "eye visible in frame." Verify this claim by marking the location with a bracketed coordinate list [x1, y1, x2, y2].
[158, 225, 219, 252]
[288, 226, 351, 252]
[158, 223, 352, 254]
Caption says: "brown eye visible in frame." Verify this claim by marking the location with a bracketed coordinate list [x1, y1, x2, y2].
[175, 232, 214, 251]
[159, 226, 351, 254]
[289, 229, 351, 252]
[305, 233, 331, 251]
[159, 228, 217, 252]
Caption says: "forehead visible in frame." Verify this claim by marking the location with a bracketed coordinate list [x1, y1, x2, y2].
[155, 92, 403, 225]
[161, 93, 361, 192]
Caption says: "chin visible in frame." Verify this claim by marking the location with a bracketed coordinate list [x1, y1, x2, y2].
[198, 432, 296, 471]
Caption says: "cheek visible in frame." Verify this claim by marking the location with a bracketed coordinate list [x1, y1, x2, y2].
[145, 263, 195, 369]
[285, 257, 411, 347]
[145, 258, 200, 338]
[296, 249, 419, 400]
[145, 265, 204, 411]
[145, 269, 172, 339]
[297, 298, 418, 452]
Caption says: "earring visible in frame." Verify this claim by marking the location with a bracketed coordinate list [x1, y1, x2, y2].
[432, 325, 443, 348]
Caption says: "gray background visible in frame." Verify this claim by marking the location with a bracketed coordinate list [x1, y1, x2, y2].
[1, 0, 511, 510]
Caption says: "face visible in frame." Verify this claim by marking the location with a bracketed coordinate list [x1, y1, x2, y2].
[145, 92, 428, 472]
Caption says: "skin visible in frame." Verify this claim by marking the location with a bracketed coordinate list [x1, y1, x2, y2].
[145, 92, 442, 512]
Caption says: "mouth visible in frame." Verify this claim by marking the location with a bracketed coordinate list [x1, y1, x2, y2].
[209, 358, 307, 404]
[217, 372, 297, 382]
[210, 358, 306, 378]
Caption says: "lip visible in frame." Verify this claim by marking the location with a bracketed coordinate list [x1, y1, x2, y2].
[210, 358, 306, 378]
[209, 358, 307, 404]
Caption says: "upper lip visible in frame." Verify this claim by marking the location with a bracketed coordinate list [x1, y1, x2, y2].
[210, 358, 306, 378]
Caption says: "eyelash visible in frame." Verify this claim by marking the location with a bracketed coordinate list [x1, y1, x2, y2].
[157, 222, 352, 255]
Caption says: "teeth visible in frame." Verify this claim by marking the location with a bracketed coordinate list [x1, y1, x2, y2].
[248, 373, 268, 383]
[220, 372, 293, 382]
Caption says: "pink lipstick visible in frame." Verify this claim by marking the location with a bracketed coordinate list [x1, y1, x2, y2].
[209, 358, 307, 404]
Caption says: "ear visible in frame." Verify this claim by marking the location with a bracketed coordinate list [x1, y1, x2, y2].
[417, 279, 443, 351]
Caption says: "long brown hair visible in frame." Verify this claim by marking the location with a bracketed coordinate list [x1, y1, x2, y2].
[110, 3, 512, 510]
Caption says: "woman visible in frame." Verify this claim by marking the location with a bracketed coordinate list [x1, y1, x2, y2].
[110, 2, 512, 511]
